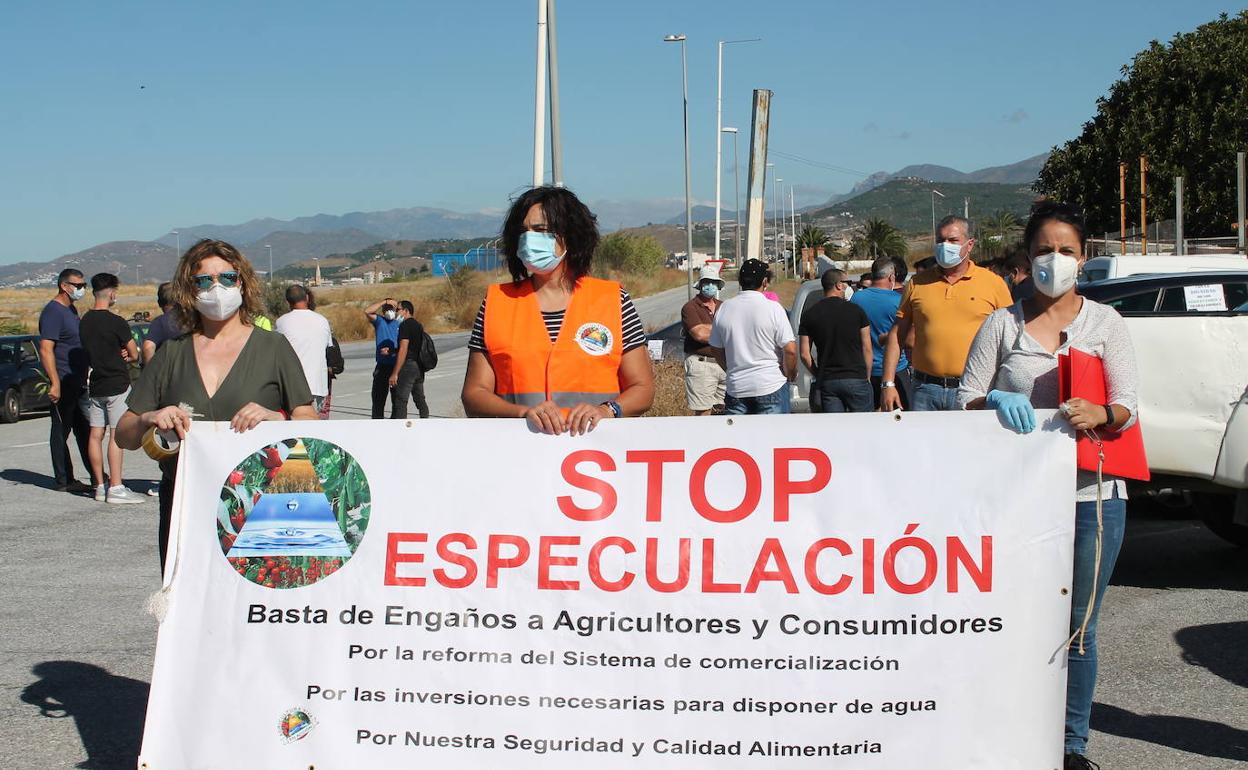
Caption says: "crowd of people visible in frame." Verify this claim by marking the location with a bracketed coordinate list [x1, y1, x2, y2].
[34, 187, 1130, 768]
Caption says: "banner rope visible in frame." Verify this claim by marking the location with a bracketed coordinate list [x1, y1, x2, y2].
[1063, 430, 1105, 656]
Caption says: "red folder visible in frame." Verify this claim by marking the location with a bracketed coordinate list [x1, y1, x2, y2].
[1058, 348, 1150, 481]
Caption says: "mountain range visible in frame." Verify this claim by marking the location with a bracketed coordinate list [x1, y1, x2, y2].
[840, 152, 1049, 200]
[0, 152, 1050, 286]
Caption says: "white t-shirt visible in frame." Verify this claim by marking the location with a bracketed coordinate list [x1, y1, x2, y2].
[709, 290, 795, 398]
[274, 308, 333, 397]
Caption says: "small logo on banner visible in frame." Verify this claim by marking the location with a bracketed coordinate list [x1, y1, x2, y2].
[278, 708, 316, 743]
[575, 323, 614, 356]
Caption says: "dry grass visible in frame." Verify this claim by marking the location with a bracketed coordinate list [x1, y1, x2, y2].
[642, 359, 689, 417]
[0, 267, 692, 343]
[0, 283, 162, 334]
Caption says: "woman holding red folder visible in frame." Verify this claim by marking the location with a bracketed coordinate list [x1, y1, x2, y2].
[957, 201, 1138, 770]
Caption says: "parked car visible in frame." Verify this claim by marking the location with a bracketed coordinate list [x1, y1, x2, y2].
[0, 335, 52, 423]
[1080, 253, 1247, 283]
[1082, 270, 1248, 546]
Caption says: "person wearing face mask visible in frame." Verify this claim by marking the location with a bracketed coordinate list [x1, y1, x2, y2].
[116, 239, 316, 571]
[880, 215, 1012, 412]
[1003, 250, 1035, 302]
[956, 202, 1138, 770]
[38, 268, 93, 494]
[78, 273, 144, 504]
[798, 269, 872, 413]
[680, 263, 727, 415]
[364, 298, 403, 419]
[462, 186, 654, 434]
[851, 256, 913, 409]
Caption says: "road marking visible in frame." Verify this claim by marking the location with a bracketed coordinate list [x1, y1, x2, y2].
[9, 441, 49, 448]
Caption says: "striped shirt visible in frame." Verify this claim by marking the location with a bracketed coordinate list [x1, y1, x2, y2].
[469, 287, 647, 353]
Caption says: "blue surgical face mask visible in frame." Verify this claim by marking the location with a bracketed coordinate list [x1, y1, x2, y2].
[699, 283, 719, 299]
[934, 241, 963, 269]
[518, 231, 564, 274]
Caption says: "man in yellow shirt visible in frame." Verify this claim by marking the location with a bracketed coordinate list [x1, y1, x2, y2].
[880, 215, 1012, 411]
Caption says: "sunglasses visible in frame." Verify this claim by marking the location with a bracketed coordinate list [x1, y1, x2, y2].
[191, 271, 240, 291]
[65, 281, 87, 290]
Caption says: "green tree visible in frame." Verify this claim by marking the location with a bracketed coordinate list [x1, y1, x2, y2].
[977, 210, 1021, 261]
[1036, 11, 1248, 236]
[849, 217, 909, 258]
[596, 233, 666, 274]
[796, 225, 830, 251]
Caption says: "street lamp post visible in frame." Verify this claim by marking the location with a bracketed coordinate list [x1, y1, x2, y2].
[930, 189, 946, 246]
[775, 177, 783, 271]
[714, 37, 761, 265]
[664, 33, 694, 299]
[136, 264, 141, 285]
[265, 244, 273, 281]
[722, 127, 741, 264]
[172, 230, 180, 258]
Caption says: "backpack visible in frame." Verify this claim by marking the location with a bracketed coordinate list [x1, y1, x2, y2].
[417, 330, 438, 372]
[326, 337, 345, 376]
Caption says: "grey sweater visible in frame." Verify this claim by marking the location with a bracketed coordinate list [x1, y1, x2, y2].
[957, 298, 1139, 502]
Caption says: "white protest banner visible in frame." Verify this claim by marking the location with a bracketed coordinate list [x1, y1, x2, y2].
[139, 412, 1075, 769]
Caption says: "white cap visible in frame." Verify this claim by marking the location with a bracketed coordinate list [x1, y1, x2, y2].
[698, 262, 725, 286]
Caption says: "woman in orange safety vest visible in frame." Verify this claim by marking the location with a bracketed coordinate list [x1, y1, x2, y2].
[462, 187, 655, 434]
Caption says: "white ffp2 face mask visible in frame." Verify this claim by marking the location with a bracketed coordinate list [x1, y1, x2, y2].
[1032, 252, 1080, 298]
[196, 284, 244, 321]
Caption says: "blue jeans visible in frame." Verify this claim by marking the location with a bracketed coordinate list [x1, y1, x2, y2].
[816, 378, 874, 413]
[912, 381, 959, 411]
[1065, 489, 1127, 755]
[725, 383, 791, 415]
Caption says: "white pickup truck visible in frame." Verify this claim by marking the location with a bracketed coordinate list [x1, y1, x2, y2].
[1082, 271, 1248, 546]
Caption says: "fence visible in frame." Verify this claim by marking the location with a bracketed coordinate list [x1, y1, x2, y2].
[1089, 219, 1244, 256]
[431, 247, 502, 277]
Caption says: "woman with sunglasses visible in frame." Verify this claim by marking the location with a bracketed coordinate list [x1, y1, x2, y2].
[117, 239, 317, 570]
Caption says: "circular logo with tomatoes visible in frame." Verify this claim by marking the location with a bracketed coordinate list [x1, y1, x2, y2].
[218, 438, 371, 588]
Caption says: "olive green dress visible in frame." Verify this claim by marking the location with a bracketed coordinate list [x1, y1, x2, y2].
[127, 327, 313, 569]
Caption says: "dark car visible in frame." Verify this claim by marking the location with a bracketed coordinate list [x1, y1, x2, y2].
[0, 335, 52, 423]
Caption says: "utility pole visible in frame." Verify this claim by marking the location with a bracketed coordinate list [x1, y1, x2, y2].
[1238, 151, 1246, 254]
[1118, 163, 1127, 256]
[714, 38, 760, 263]
[1140, 156, 1148, 256]
[532, 0, 548, 187]
[1175, 176, 1184, 255]
[546, 0, 563, 186]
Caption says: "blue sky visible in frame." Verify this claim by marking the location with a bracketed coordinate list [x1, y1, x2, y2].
[0, 0, 1236, 263]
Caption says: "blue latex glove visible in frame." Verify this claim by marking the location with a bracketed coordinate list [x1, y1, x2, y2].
[986, 389, 1036, 434]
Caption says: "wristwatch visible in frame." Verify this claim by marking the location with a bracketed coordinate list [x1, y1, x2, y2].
[882, 381, 896, 389]
[603, 400, 623, 418]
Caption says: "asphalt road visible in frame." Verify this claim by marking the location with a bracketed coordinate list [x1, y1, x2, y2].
[1, 283, 1245, 768]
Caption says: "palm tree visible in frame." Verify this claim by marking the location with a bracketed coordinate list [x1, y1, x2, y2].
[796, 224, 830, 251]
[977, 209, 1021, 261]
[849, 217, 909, 258]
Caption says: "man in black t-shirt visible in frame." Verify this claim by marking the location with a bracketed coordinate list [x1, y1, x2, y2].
[797, 269, 874, 413]
[79, 273, 144, 504]
[387, 300, 430, 419]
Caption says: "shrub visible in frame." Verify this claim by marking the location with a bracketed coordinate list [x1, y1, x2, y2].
[435, 265, 485, 329]
[0, 318, 27, 335]
[596, 233, 666, 274]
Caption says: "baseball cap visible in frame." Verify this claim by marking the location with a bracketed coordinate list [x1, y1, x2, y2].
[739, 258, 772, 284]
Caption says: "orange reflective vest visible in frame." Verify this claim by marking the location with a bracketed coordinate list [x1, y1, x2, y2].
[483, 276, 623, 408]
